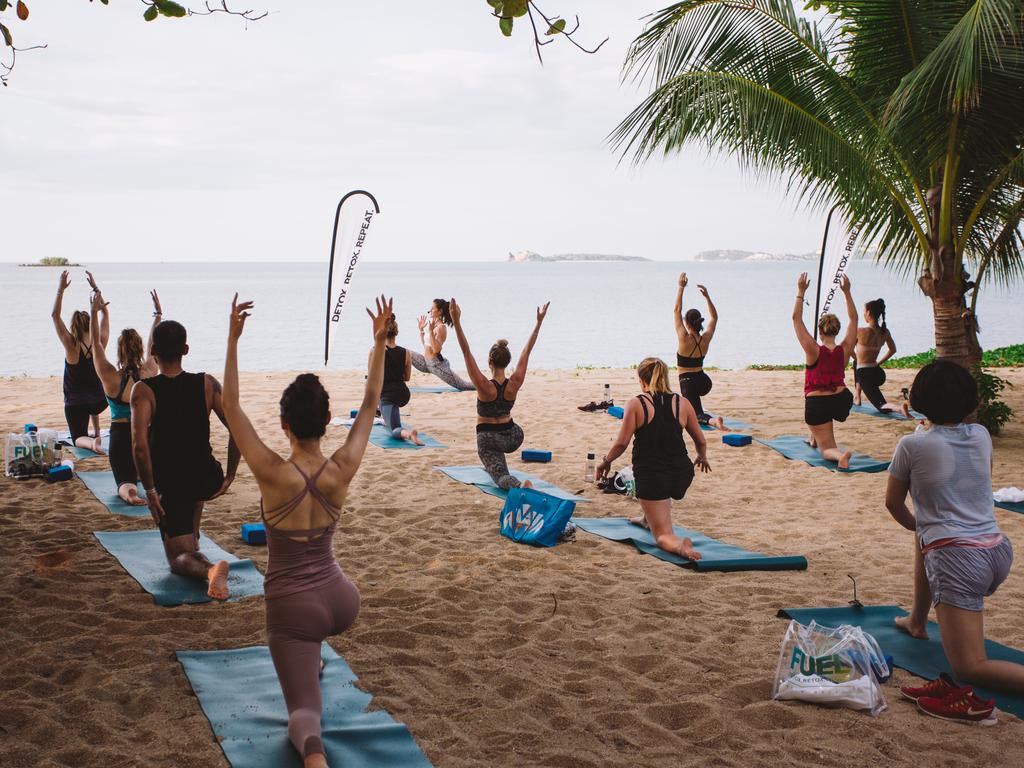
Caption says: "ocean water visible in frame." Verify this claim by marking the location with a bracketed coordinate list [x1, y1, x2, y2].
[2, 261, 1020, 378]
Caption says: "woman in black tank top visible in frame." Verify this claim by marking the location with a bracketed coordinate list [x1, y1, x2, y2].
[597, 357, 711, 561]
[449, 297, 550, 489]
[375, 313, 424, 444]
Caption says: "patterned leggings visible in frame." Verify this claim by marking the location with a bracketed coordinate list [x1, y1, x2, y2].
[477, 423, 525, 489]
[410, 352, 474, 391]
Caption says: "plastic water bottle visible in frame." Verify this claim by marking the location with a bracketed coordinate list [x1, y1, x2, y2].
[603, 383, 611, 405]
[585, 452, 596, 482]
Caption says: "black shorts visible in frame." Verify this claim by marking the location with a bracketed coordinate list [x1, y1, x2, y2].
[65, 401, 108, 441]
[159, 498, 202, 539]
[108, 421, 138, 487]
[634, 458, 695, 502]
[804, 389, 854, 426]
[678, 371, 712, 398]
[854, 366, 886, 388]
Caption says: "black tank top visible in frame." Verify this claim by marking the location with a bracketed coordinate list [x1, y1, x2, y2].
[146, 372, 223, 501]
[63, 344, 106, 406]
[631, 393, 688, 469]
[676, 335, 705, 368]
[477, 379, 515, 418]
[381, 345, 411, 407]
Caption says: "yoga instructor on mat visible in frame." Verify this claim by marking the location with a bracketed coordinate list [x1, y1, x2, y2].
[792, 272, 857, 469]
[222, 293, 391, 768]
[675, 272, 726, 430]
[596, 357, 710, 561]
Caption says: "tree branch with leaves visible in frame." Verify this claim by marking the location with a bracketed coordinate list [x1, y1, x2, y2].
[485, 0, 606, 64]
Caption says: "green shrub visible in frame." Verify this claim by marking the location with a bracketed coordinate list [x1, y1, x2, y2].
[973, 368, 1014, 436]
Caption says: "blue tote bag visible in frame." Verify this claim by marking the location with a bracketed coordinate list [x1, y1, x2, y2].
[499, 487, 575, 547]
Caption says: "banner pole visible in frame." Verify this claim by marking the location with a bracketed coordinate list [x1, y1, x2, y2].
[814, 203, 840, 342]
[324, 196, 346, 365]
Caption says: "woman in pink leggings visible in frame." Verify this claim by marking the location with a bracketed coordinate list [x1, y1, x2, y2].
[222, 293, 391, 768]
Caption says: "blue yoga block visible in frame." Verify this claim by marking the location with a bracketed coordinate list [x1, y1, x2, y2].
[47, 465, 73, 482]
[722, 433, 752, 446]
[607, 406, 624, 419]
[521, 449, 552, 463]
[350, 408, 359, 419]
[24, 423, 38, 433]
[240, 522, 266, 545]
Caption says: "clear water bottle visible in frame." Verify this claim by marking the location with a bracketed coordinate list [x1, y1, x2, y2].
[585, 452, 596, 482]
[603, 383, 611, 405]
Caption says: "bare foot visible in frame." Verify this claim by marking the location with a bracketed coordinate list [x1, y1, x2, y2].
[410, 429, 425, 446]
[627, 514, 649, 529]
[206, 560, 230, 600]
[837, 450, 853, 471]
[521, 480, 534, 489]
[900, 402, 911, 419]
[804, 436, 818, 448]
[894, 615, 929, 640]
[92, 436, 105, 454]
[319, 658, 326, 678]
[304, 753, 328, 768]
[677, 537, 701, 561]
[854, 395, 862, 406]
[120, 484, 148, 506]
[710, 416, 726, 430]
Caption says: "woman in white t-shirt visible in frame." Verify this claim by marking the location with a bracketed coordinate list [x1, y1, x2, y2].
[885, 360, 1021, 700]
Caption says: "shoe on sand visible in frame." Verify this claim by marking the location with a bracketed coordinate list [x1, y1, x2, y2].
[917, 687, 997, 726]
[900, 673, 960, 702]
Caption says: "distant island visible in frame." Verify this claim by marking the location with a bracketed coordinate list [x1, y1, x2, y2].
[693, 249, 817, 262]
[508, 250, 649, 263]
[19, 257, 82, 267]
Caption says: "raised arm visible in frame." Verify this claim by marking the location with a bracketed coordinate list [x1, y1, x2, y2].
[142, 290, 162, 378]
[89, 291, 118, 390]
[333, 296, 391, 473]
[51, 270, 76, 354]
[447, 298, 490, 392]
[792, 272, 819, 364]
[131, 382, 164, 526]
[221, 295, 281, 485]
[417, 315, 437, 357]
[698, 284, 718, 340]
[86, 271, 110, 347]
[839, 275, 858, 358]
[674, 272, 686, 336]
[509, 301, 549, 390]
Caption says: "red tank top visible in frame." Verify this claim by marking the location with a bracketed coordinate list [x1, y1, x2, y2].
[805, 344, 847, 395]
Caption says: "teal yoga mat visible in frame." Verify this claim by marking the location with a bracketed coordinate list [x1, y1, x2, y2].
[435, 465, 588, 502]
[409, 385, 464, 394]
[850, 403, 923, 421]
[93, 530, 263, 606]
[996, 501, 1024, 515]
[701, 416, 755, 432]
[351, 423, 446, 450]
[576, 517, 807, 572]
[755, 435, 890, 473]
[63, 435, 110, 460]
[176, 644, 432, 768]
[778, 605, 1024, 719]
[78, 470, 149, 517]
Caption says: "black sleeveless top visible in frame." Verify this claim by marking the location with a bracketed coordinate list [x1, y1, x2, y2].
[477, 379, 515, 418]
[676, 335, 705, 368]
[146, 371, 223, 501]
[381, 345, 411, 407]
[63, 344, 106, 407]
[631, 393, 688, 470]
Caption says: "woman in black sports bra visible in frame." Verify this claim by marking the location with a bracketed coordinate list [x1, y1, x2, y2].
[51, 270, 109, 453]
[597, 357, 710, 560]
[449, 297, 549, 490]
[674, 272, 726, 430]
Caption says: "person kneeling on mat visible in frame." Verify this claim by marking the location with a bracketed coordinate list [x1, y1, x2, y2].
[675, 272, 726, 430]
[886, 360, 1021, 722]
[131, 319, 239, 600]
[596, 357, 710, 560]
[792, 272, 857, 469]
[449, 296, 549, 490]
[373, 311, 423, 445]
[854, 297, 903, 414]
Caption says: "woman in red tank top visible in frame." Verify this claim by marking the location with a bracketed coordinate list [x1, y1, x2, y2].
[792, 273, 858, 469]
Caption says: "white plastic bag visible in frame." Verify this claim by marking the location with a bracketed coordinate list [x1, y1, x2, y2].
[5, 429, 61, 478]
[772, 619, 889, 716]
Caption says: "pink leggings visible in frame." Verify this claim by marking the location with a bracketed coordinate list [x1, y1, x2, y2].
[266, 576, 361, 758]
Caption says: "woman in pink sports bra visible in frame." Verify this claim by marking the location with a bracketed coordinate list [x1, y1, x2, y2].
[222, 293, 392, 768]
[792, 272, 858, 469]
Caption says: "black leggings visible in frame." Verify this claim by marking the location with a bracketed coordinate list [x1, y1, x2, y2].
[64, 401, 107, 441]
[678, 371, 712, 424]
[855, 366, 889, 410]
[108, 421, 138, 487]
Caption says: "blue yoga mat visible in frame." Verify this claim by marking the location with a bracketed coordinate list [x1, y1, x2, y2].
[576, 517, 807, 572]
[996, 501, 1024, 515]
[778, 605, 1024, 719]
[63, 435, 110, 460]
[701, 416, 755, 432]
[78, 470, 150, 517]
[176, 644, 432, 768]
[409, 385, 464, 394]
[850, 403, 923, 421]
[755, 435, 890, 473]
[355, 424, 446, 450]
[94, 529, 264, 606]
[435, 465, 588, 502]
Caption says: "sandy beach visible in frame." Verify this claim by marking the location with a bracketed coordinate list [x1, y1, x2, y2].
[2, 366, 1024, 768]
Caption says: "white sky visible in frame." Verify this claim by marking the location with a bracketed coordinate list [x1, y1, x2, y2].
[1, 1, 825, 263]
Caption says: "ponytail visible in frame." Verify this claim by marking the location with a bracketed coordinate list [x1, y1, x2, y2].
[70, 311, 90, 346]
[433, 298, 453, 327]
[637, 357, 672, 394]
[865, 298, 887, 331]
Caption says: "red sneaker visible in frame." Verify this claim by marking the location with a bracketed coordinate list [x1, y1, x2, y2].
[900, 673, 960, 702]
[917, 687, 997, 726]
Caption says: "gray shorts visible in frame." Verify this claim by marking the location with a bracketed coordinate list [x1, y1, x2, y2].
[923, 537, 1013, 612]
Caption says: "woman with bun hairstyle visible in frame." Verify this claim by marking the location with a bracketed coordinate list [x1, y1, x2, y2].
[372, 310, 424, 445]
[854, 298, 901, 413]
[409, 298, 474, 391]
[596, 357, 710, 560]
[449, 297, 550, 489]
[89, 289, 162, 504]
[222, 293, 392, 768]
[675, 273, 725, 430]
[792, 272, 858, 469]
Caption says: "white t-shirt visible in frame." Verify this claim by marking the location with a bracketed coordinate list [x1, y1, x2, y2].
[889, 423, 999, 546]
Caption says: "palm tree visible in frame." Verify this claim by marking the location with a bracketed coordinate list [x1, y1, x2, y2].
[613, 0, 1024, 368]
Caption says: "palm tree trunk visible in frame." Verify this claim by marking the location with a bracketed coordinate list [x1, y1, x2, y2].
[918, 245, 982, 369]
